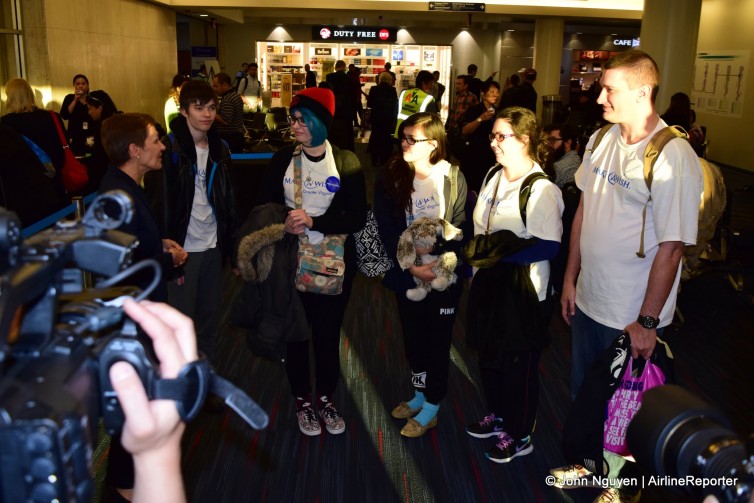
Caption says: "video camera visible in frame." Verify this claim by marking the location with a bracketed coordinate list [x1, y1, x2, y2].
[628, 385, 754, 503]
[0, 191, 267, 502]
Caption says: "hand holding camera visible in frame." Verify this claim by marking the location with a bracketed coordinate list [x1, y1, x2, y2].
[110, 299, 195, 503]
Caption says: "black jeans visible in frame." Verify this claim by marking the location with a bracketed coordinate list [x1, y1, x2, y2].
[285, 277, 354, 398]
[395, 280, 462, 404]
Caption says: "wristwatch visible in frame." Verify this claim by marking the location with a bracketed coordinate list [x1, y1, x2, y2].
[637, 314, 660, 329]
[476, 117, 482, 123]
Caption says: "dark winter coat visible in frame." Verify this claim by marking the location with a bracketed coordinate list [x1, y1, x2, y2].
[234, 202, 308, 360]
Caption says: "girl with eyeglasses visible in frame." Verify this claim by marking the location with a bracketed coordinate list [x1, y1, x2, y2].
[252, 87, 367, 437]
[463, 106, 563, 463]
[373, 112, 468, 438]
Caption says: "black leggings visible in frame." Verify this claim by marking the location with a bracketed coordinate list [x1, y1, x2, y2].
[285, 277, 354, 398]
[480, 350, 541, 439]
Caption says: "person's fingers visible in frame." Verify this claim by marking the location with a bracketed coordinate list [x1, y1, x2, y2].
[137, 301, 198, 365]
[110, 361, 156, 438]
[123, 300, 191, 377]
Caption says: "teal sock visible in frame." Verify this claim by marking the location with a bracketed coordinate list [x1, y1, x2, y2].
[414, 401, 439, 427]
[406, 391, 425, 410]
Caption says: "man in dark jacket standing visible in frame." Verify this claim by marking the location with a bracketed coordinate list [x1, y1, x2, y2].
[149, 80, 236, 362]
[326, 60, 355, 151]
[500, 68, 538, 113]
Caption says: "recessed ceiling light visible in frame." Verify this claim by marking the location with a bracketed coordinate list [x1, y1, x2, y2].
[199, 14, 208, 17]
[507, 29, 515, 32]
[610, 33, 618, 36]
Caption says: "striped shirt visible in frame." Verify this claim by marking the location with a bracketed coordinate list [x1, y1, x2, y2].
[217, 89, 245, 135]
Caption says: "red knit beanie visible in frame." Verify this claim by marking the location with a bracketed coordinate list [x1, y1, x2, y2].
[290, 87, 335, 127]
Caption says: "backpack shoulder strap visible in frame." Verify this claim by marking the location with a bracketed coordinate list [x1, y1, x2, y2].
[483, 163, 503, 189]
[635, 125, 689, 258]
[587, 124, 614, 154]
[519, 172, 550, 228]
[642, 125, 688, 192]
[448, 164, 459, 212]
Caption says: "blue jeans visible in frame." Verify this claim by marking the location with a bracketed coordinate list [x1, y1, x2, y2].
[570, 307, 664, 400]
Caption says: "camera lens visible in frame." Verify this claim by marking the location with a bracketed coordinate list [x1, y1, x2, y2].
[628, 385, 751, 501]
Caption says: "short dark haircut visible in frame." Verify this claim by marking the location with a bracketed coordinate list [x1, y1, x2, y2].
[457, 74, 472, 86]
[415, 70, 434, 89]
[481, 80, 500, 94]
[213, 72, 232, 86]
[101, 113, 156, 167]
[385, 62, 392, 70]
[467, 64, 478, 73]
[249, 62, 258, 69]
[179, 80, 216, 111]
[510, 73, 520, 86]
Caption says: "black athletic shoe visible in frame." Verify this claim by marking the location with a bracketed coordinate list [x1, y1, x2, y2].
[466, 414, 505, 438]
[485, 433, 533, 463]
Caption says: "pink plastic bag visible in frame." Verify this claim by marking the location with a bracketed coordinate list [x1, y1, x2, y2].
[603, 358, 666, 456]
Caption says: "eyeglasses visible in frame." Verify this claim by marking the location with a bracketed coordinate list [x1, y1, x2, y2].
[547, 136, 563, 143]
[400, 136, 431, 145]
[489, 132, 516, 142]
[289, 116, 307, 127]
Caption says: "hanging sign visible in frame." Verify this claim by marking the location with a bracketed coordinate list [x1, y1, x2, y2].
[312, 26, 397, 43]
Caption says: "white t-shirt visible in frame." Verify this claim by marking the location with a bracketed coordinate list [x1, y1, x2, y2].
[473, 163, 564, 301]
[184, 146, 218, 252]
[575, 120, 702, 329]
[284, 141, 340, 244]
[406, 160, 451, 226]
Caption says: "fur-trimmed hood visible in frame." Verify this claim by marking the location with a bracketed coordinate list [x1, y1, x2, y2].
[234, 202, 291, 282]
[237, 223, 286, 282]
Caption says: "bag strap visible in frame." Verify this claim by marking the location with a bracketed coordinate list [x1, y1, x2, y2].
[292, 145, 303, 210]
[448, 164, 459, 214]
[635, 125, 688, 258]
[48, 110, 69, 148]
[519, 172, 550, 229]
[586, 123, 613, 154]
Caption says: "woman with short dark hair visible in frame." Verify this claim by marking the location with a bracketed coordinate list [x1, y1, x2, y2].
[60, 74, 92, 155]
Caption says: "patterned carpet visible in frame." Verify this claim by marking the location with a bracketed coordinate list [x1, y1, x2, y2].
[174, 150, 754, 503]
[171, 260, 753, 503]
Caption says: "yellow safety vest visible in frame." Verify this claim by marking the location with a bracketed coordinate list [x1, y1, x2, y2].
[394, 88, 435, 138]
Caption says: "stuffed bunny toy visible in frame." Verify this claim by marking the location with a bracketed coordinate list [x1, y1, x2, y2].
[396, 217, 463, 301]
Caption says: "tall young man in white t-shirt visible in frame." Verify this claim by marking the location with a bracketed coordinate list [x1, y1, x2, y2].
[557, 48, 702, 502]
[561, 50, 702, 397]
[151, 80, 237, 362]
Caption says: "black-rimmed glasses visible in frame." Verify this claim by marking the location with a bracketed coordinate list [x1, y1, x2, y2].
[489, 132, 516, 142]
[289, 116, 307, 127]
[400, 136, 430, 145]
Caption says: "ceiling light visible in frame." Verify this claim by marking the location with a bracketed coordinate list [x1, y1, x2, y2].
[199, 14, 208, 17]
[507, 29, 514, 32]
